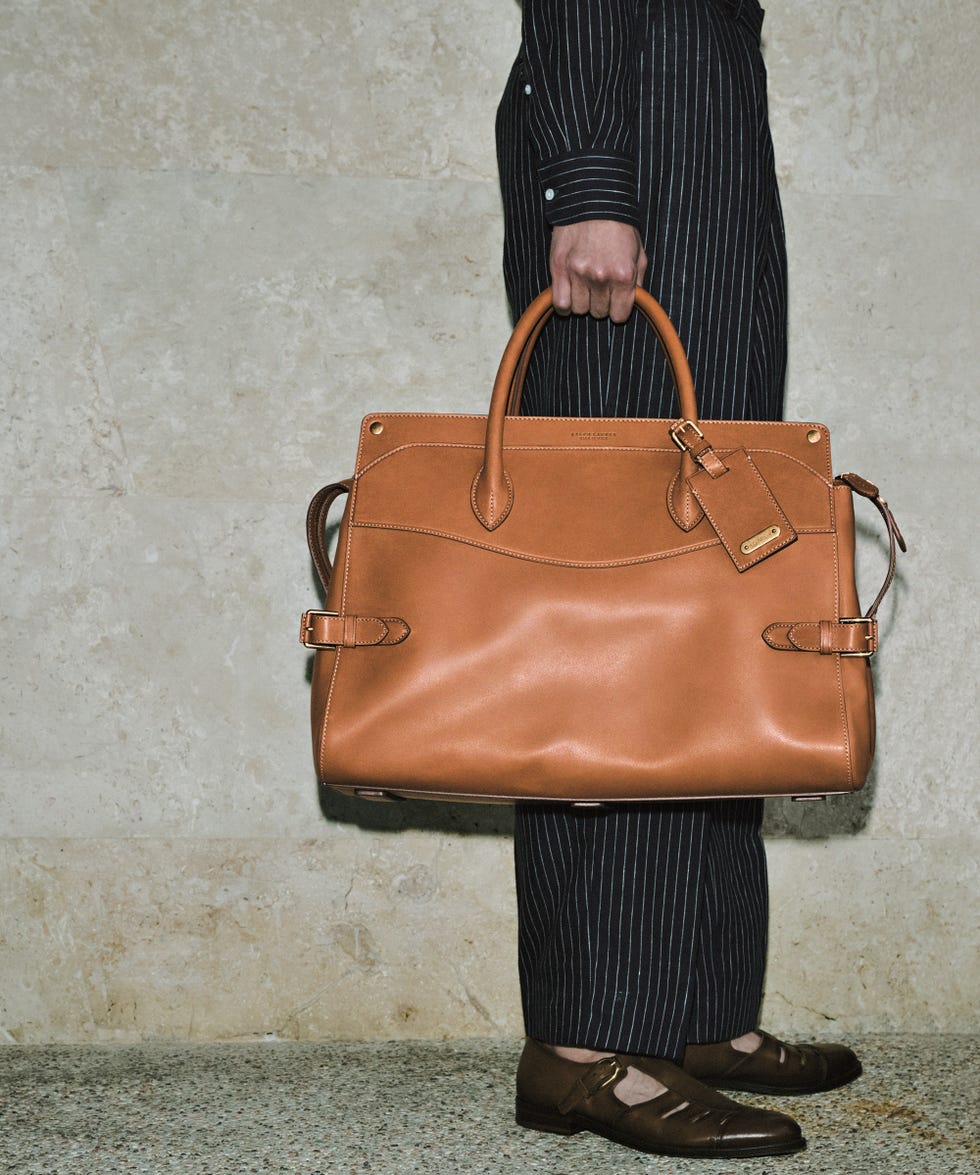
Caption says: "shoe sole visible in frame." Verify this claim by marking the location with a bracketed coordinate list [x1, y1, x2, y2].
[515, 1097, 807, 1159]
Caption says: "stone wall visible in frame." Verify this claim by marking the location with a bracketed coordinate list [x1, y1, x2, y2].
[1, 1, 976, 1042]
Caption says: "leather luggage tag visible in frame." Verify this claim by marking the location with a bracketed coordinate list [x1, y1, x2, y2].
[687, 448, 797, 572]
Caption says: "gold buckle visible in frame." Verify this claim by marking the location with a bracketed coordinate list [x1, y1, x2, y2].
[669, 419, 704, 452]
[584, 1056, 625, 1097]
[839, 617, 877, 657]
[300, 609, 339, 649]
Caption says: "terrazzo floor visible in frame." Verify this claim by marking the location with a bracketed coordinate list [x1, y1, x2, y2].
[1, 1035, 975, 1174]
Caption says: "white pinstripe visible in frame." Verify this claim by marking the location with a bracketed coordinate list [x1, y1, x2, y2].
[497, 0, 783, 1060]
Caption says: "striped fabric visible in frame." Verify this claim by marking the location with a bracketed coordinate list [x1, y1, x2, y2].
[496, 0, 787, 1059]
[514, 800, 769, 1058]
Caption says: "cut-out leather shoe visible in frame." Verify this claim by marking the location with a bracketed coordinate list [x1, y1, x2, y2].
[515, 1038, 805, 1159]
[684, 1030, 862, 1095]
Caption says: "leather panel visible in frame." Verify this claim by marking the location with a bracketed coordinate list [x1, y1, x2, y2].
[349, 420, 833, 567]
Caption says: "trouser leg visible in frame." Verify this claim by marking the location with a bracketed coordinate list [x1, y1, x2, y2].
[514, 798, 768, 1061]
[688, 797, 769, 1043]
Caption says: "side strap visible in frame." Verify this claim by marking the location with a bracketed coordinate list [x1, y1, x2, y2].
[306, 480, 353, 594]
[835, 472, 907, 619]
[762, 474, 906, 655]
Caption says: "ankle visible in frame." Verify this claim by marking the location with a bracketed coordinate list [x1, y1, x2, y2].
[730, 1031, 764, 1054]
[544, 1042, 616, 1064]
[537, 1040, 670, 1105]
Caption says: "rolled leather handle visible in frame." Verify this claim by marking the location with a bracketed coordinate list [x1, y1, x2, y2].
[306, 479, 352, 593]
[473, 287, 700, 531]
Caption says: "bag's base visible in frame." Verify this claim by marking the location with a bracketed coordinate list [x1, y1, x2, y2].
[325, 785, 838, 806]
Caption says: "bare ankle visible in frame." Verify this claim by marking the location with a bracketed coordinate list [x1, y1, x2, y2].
[538, 1041, 669, 1105]
[545, 1042, 614, 1063]
[730, 1031, 764, 1054]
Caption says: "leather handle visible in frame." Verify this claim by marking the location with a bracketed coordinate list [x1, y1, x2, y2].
[306, 479, 352, 594]
[473, 287, 700, 530]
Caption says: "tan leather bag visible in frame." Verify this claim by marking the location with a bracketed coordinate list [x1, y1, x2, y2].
[300, 288, 904, 804]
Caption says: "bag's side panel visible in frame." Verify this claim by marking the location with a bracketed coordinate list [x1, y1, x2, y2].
[309, 492, 354, 773]
[834, 483, 877, 788]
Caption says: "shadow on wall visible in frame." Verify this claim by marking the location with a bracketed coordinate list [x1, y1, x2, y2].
[307, 506, 909, 843]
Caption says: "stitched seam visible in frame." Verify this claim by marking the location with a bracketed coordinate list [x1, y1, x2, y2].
[666, 470, 702, 531]
[359, 412, 826, 428]
[361, 440, 684, 479]
[470, 467, 514, 530]
[788, 623, 816, 651]
[351, 521, 721, 569]
[830, 503, 854, 785]
[740, 447, 834, 486]
[356, 617, 388, 645]
[765, 622, 865, 654]
[318, 648, 341, 771]
[835, 649, 853, 785]
[379, 617, 410, 645]
[762, 624, 796, 651]
[470, 471, 491, 529]
[355, 439, 835, 483]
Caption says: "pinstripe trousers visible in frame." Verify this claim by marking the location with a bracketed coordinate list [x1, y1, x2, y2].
[496, 0, 787, 1060]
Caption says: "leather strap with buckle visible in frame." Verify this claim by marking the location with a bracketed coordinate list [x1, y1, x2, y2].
[556, 1055, 626, 1115]
[669, 418, 729, 478]
[761, 473, 905, 657]
[299, 611, 410, 649]
[763, 618, 878, 657]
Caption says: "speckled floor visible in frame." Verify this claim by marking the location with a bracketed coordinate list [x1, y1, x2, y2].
[1, 1035, 975, 1174]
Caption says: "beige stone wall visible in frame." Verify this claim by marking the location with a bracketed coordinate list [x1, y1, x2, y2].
[1, 1, 976, 1043]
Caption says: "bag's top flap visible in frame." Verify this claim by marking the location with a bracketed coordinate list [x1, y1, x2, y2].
[348, 414, 834, 566]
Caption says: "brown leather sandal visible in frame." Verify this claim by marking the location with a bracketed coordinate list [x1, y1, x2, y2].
[684, 1030, 862, 1094]
[515, 1038, 805, 1158]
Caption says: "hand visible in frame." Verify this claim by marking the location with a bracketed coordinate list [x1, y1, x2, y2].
[550, 220, 648, 323]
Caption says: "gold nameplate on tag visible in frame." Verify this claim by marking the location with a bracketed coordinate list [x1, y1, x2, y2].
[740, 526, 782, 555]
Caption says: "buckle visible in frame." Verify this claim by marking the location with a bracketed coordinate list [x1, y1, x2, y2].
[584, 1055, 625, 1097]
[839, 617, 878, 657]
[556, 1053, 627, 1115]
[299, 610, 339, 649]
[669, 419, 704, 452]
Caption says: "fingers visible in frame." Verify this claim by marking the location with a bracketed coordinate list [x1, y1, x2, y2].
[552, 270, 573, 316]
[607, 244, 647, 322]
[549, 221, 648, 322]
[570, 268, 611, 318]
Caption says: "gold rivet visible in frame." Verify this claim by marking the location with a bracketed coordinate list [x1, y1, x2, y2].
[806, 428, 821, 444]
[369, 421, 384, 435]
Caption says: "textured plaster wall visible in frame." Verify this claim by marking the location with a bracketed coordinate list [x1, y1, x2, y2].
[0, 1, 976, 1043]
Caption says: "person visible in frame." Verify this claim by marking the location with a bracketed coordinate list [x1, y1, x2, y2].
[495, 0, 861, 1159]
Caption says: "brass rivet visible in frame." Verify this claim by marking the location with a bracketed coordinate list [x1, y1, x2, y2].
[369, 421, 384, 435]
[806, 428, 821, 444]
